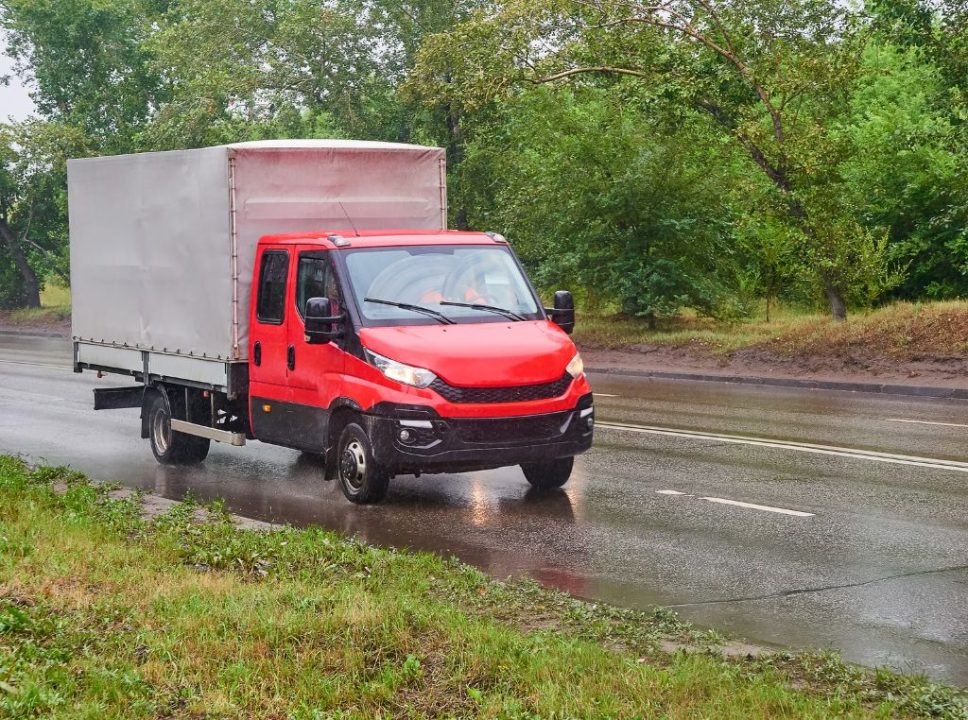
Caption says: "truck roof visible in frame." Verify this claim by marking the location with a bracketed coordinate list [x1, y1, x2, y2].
[259, 229, 505, 249]
[226, 139, 440, 153]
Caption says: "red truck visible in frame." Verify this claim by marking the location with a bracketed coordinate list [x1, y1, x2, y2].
[68, 141, 593, 503]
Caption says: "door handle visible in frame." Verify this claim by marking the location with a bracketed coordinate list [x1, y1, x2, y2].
[253, 341, 262, 367]
[287, 345, 295, 371]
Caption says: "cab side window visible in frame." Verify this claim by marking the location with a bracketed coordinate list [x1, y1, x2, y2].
[296, 254, 341, 318]
[256, 250, 289, 324]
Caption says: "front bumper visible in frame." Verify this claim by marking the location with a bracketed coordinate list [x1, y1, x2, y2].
[363, 393, 594, 474]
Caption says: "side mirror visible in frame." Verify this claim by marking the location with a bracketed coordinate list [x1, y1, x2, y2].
[547, 290, 575, 334]
[305, 297, 344, 344]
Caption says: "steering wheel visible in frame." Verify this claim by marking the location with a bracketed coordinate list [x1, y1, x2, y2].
[368, 256, 453, 305]
[441, 253, 495, 304]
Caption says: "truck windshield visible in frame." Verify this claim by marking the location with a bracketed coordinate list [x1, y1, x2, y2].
[343, 245, 543, 327]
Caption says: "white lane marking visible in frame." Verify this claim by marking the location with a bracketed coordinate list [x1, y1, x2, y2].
[594, 393, 620, 398]
[700, 496, 815, 517]
[598, 421, 968, 473]
[656, 488, 813, 516]
[0, 359, 69, 370]
[887, 417, 968, 429]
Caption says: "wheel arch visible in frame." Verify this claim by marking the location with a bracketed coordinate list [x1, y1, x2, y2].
[325, 398, 364, 479]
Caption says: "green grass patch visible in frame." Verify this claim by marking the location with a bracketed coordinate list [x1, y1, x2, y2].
[0, 283, 71, 327]
[0, 457, 964, 719]
[5, 306, 71, 324]
[39, 283, 71, 309]
[4, 282, 71, 326]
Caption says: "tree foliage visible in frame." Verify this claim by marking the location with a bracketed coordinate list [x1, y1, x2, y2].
[0, 0, 965, 321]
[461, 85, 749, 321]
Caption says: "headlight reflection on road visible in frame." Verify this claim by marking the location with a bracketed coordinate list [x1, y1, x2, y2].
[469, 477, 492, 527]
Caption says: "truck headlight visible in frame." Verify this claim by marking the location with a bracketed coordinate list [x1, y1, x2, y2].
[364, 349, 437, 389]
[566, 352, 584, 378]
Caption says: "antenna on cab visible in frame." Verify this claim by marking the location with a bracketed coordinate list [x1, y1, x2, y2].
[337, 200, 360, 237]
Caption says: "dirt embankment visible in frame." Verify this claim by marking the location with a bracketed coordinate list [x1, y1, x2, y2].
[580, 303, 968, 389]
[0, 310, 71, 337]
[581, 343, 968, 388]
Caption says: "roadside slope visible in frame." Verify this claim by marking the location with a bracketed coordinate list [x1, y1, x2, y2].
[578, 301, 968, 389]
[1, 457, 965, 719]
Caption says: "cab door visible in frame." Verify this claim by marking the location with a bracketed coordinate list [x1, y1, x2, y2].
[249, 246, 293, 443]
[283, 248, 347, 452]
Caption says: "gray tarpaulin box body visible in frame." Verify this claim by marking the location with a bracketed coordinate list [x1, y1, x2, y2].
[68, 139, 447, 393]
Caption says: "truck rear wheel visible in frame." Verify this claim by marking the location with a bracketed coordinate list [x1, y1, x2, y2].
[521, 457, 574, 490]
[337, 423, 390, 504]
[148, 393, 210, 465]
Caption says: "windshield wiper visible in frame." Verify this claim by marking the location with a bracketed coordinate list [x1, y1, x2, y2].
[438, 301, 527, 321]
[364, 297, 456, 325]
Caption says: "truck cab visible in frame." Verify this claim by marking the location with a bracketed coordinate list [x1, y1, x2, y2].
[242, 229, 594, 502]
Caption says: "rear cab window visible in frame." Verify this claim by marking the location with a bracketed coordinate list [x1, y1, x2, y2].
[256, 250, 289, 324]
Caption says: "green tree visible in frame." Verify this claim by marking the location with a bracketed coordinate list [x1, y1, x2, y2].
[411, 0, 901, 319]
[0, 121, 91, 307]
[1, 0, 163, 306]
[146, 0, 402, 146]
[1, 0, 166, 144]
[461, 85, 747, 322]
[841, 43, 965, 299]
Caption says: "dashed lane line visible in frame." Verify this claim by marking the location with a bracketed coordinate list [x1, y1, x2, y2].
[656, 489, 814, 517]
[887, 417, 968, 429]
[700, 496, 815, 517]
[0, 358, 69, 370]
[599, 421, 968, 473]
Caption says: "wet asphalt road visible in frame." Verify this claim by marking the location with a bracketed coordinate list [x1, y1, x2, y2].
[1, 333, 966, 685]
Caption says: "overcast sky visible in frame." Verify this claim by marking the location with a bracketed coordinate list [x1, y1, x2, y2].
[1, 37, 36, 122]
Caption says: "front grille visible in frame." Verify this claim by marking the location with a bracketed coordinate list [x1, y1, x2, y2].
[430, 374, 572, 404]
[453, 413, 572, 444]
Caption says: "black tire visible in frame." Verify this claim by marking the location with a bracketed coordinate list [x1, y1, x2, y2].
[336, 423, 390, 504]
[147, 393, 210, 465]
[521, 457, 574, 490]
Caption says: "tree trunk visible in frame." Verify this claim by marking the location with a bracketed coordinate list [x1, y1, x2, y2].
[823, 276, 847, 322]
[444, 101, 470, 230]
[0, 219, 41, 309]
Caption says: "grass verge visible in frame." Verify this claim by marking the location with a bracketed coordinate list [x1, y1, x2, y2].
[1, 284, 71, 329]
[3, 306, 71, 325]
[1, 457, 965, 719]
[573, 300, 968, 358]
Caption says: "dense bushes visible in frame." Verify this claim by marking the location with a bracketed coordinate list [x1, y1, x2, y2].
[1, 0, 965, 320]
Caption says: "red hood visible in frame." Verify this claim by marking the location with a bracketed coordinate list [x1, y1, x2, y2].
[358, 320, 577, 387]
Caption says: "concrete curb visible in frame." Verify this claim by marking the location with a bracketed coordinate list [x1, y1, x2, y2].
[586, 366, 968, 400]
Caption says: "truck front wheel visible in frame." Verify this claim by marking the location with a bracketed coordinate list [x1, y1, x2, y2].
[337, 423, 390, 504]
[148, 393, 210, 465]
[521, 457, 574, 490]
